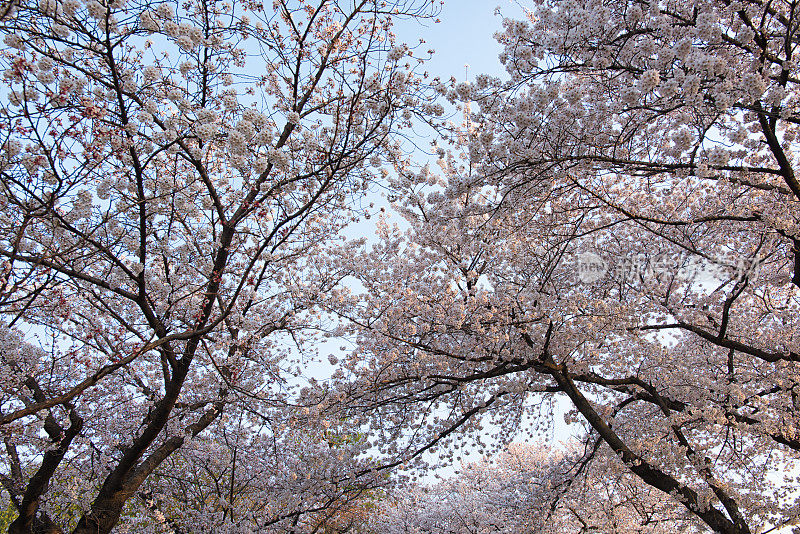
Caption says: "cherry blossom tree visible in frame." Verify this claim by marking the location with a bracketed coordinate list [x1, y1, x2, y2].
[0, 0, 440, 532]
[329, 1, 800, 533]
[369, 443, 700, 533]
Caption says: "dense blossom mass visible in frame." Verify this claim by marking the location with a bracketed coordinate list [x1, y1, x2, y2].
[0, 0, 441, 532]
[368, 443, 698, 533]
[1, 0, 799, 533]
[328, 0, 800, 533]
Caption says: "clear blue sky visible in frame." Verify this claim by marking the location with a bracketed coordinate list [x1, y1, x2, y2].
[390, 2, 581, 468]
[396, 0, 526, 82]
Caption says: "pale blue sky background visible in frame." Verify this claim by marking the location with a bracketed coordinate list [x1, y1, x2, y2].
[395, 0, 526, 82]
[388, 2, 580, 470]
[303, 0, 577, 475]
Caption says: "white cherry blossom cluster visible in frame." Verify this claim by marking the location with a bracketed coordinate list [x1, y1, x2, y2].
[387, 44, 408, 62]
[86, 0, 105, 20]
[0, 0, 453, 531]
[638, 69, 660, 93]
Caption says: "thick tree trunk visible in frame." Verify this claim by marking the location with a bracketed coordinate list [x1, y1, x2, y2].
[70, 494, 129, 534]
[7, 408, 81, 534]
[70, 366, 189, 534]
[8, 516, 62, 534]
[547, 362, 751, 534]
[70, 387, 224, 534]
